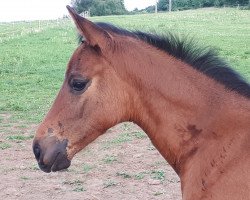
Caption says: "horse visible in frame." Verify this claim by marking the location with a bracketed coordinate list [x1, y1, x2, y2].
[33, 6, 250, 200]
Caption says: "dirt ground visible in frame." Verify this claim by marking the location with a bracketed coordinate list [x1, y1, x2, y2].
[0, 113, 181, 200]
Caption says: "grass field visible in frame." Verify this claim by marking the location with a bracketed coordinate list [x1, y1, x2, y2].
[0, 8, 249, 199]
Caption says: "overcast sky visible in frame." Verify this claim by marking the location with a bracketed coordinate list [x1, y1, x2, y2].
[0, 0, 157, 22]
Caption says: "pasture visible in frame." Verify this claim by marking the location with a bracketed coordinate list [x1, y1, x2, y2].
[0, 8, 249, 199]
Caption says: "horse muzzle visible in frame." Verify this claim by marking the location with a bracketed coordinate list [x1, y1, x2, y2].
[32, 136, 71, 173]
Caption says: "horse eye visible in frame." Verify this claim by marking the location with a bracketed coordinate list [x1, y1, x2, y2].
[71, 79, 88, 92]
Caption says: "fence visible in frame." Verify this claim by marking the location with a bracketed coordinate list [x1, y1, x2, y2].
[0, 19, 71, 43]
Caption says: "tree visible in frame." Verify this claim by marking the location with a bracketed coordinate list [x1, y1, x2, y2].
[71, 0, 127, 16]
[158, 0, 168, 11]
[70, 0, 93, 13]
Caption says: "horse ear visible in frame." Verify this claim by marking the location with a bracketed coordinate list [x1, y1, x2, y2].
[66, 5, 112, 49]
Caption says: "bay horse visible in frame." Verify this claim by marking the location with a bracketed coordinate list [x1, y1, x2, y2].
[33, 6, 250, 200]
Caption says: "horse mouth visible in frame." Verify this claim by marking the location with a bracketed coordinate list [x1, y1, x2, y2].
[33, 137, 71, 173]
[38, 152, 71, 173]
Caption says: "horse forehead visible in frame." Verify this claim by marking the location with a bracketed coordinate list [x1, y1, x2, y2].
[67, 47, 97, 71]
[67, 48, 107, 78]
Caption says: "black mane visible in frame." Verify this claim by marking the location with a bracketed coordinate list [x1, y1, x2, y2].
[79, 22, 250, 98]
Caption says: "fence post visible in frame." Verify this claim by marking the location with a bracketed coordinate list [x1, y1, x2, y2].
[155, 0, 158, 13]
[39, 20, 41, 31]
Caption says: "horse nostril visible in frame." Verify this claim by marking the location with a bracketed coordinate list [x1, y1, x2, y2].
[33, 144, 41, 161]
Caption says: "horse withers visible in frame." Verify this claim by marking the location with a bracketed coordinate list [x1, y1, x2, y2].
[33, 6, 250, 200]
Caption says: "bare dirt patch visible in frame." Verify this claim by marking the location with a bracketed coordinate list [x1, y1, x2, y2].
[0, 113, 181, 200]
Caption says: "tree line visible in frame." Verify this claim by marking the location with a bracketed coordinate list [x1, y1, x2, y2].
[71, 0, 250, 16]
[156, 0, 249, 12]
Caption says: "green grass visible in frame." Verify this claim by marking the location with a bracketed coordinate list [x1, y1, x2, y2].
[73, 186, 86, 192]
[154, 191, 164, 196]
[0, 142, 11, 150]
[103, 155, 118, 164]
[134, 172, 147, 180]
[30, 163, 40, 171]
[0, 21, 76, 122]
[103, 180, 117, 188]
[0, 8, 249, 123]
[116, 172, 132, 179]
[62, 179, 86, 192]
[132, 131, 147, 139]
[20, 176, 30, 180]
[82, 163, 95, 173]
[6, 135, 33, 141]
[151, 170, 165, 181]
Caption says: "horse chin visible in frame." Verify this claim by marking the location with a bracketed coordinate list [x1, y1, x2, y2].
[38, 152, 71, 173]
[51, 153, 71, 172]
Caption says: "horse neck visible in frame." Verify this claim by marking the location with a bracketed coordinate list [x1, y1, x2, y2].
[110, 39, 250, 198]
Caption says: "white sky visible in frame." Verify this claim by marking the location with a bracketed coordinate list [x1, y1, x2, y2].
[125, 0, 156, 11]
[0, 0, 157, 22]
